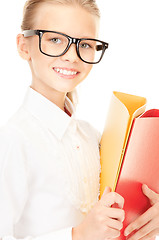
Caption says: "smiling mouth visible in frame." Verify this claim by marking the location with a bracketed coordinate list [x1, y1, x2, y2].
[53, 67, 78, 76]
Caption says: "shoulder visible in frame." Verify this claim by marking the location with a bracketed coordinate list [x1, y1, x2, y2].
[0, 123, 30, 162]
[0, 107, 31, 147]
[0, 106, 43, 146]
[0, 123, 25, 147]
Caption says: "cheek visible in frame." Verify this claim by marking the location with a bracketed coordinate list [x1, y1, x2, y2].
[30, 47, 52, 72]
[30, 55, 51, 81]
[83, 64, 93, 77]
[32, 55, 46, 72]
[77, 64, 93, 84]
[29, 38, 49, 66]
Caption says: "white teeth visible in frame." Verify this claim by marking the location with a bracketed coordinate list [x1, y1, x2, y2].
[54, 68, 77, 75]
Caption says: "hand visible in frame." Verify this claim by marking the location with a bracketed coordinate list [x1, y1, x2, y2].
[72, 186, 125, 240]
[124, 184, 159, 240]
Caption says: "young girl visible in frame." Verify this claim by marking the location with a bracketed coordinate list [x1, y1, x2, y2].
[0, 1, 159, 240]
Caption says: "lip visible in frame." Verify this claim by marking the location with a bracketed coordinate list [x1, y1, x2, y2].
[53, 67, 80, 79]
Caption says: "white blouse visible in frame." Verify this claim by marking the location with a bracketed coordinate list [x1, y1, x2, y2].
[0, 86, 101, 240]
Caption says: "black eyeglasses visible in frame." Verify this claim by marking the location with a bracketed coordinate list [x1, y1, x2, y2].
[22, 29, 109, 64]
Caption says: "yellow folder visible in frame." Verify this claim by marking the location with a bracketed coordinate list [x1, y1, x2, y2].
[99, 91, 147, 198]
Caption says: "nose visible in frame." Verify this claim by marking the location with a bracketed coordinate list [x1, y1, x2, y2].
[61, 43, 79, 63]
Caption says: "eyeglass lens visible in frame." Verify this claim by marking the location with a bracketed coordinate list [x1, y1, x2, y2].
[40, 32, 104, 63]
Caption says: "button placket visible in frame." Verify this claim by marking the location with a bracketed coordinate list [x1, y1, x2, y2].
[69, 120, 81, 150]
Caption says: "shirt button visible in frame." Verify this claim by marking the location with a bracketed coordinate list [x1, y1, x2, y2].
[83, 177, 87, 183]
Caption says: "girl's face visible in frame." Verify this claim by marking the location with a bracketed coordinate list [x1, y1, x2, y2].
[21, 3, 99, 98]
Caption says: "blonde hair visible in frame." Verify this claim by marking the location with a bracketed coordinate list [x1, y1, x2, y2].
[21, 0, 100, 108]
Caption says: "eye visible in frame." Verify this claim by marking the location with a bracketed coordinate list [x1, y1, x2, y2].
[50, 38, 61, 44]
[80, 42, 91, 49]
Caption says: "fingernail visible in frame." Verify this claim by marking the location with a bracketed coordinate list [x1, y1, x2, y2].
[103, 186, 111, 194]
[124, 230, 129, 236]
[143, 184, 148, 189]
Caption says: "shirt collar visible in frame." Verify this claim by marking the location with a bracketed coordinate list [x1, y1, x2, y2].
[22, 86, 76, 140]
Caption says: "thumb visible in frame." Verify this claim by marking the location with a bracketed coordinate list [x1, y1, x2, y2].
[100, 186, 124, 209]
[102, 186, 112, 197]
[142, 184, 159, 205]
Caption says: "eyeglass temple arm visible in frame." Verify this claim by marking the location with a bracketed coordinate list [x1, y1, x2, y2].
[96, 43, 108, 51]
[22, 30, 38, 37]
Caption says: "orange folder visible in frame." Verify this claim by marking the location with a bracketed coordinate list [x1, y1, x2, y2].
[99, 92, 159, 240]
[100, 91, 146, 195]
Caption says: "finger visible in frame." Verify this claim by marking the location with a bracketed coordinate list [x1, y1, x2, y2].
[142, 184, 159, 205]
[124, 207, 154, 236]
[126, 220, 156, 240]
[106, 217, 123, 231]
[102, 186, 112, 196]
[106, 207, 125, 222]
[100, 191, 124, 209]
[138, 229, 159, 240]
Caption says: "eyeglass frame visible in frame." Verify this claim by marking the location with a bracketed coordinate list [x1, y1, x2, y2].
[22, 29, 109, 64]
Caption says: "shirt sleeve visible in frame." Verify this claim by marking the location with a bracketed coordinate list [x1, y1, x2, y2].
[0, 125, 29, 237]
[2, 227, 73, 240]
[0, 126, 73, 240]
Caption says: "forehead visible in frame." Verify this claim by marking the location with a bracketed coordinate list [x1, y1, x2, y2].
[33, 3, 99, 38]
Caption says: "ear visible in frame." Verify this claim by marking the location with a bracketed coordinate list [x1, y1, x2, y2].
[16, 33, 31, 61]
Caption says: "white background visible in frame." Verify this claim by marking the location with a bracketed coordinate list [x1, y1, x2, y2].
[0, 0, 159, 134]
[0, 1, 159, 238]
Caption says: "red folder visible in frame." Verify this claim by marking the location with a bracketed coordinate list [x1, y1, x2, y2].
[100, 92, 159, 240]
[115, 109, 159, 240]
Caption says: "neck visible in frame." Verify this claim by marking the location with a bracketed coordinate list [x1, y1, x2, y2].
[30, 82, 66, 111]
